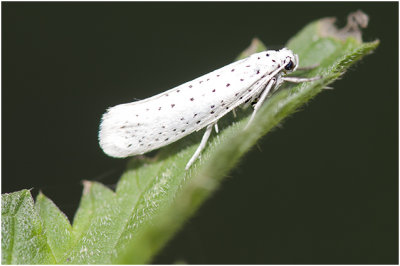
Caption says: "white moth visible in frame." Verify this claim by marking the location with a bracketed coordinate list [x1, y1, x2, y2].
[99, 48, 319, 170]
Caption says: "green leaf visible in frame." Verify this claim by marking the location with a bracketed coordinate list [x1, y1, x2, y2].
[35, 192, 73, 263]
[2, 190, 55, 264]
[2, 12, 379, 264]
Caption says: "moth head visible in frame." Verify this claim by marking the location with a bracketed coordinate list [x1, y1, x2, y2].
[279, 48, 299, 73]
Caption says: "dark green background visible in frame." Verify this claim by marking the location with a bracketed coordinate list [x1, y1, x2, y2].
[2, 2, 398, 264]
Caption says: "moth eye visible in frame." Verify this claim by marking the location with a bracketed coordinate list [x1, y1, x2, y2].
[285, 60, 294, 71]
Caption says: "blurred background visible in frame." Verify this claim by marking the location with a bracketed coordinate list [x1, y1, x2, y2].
[2, 2, 398, 264]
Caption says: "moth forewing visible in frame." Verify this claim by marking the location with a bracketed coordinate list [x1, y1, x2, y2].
[123, 55, 252, 106]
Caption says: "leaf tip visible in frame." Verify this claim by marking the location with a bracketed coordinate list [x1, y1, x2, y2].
[82, 180, 93, 195]
[318, 10, 370, 43]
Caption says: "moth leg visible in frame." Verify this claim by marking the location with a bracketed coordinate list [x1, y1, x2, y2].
[296, 63, 319, 71]
[232, 108, 237, 118]
[244, 78, 276, 129]
[281, 76, 320, 83]
[214, 123, 219, 133]
[185, 122, 216, 170]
